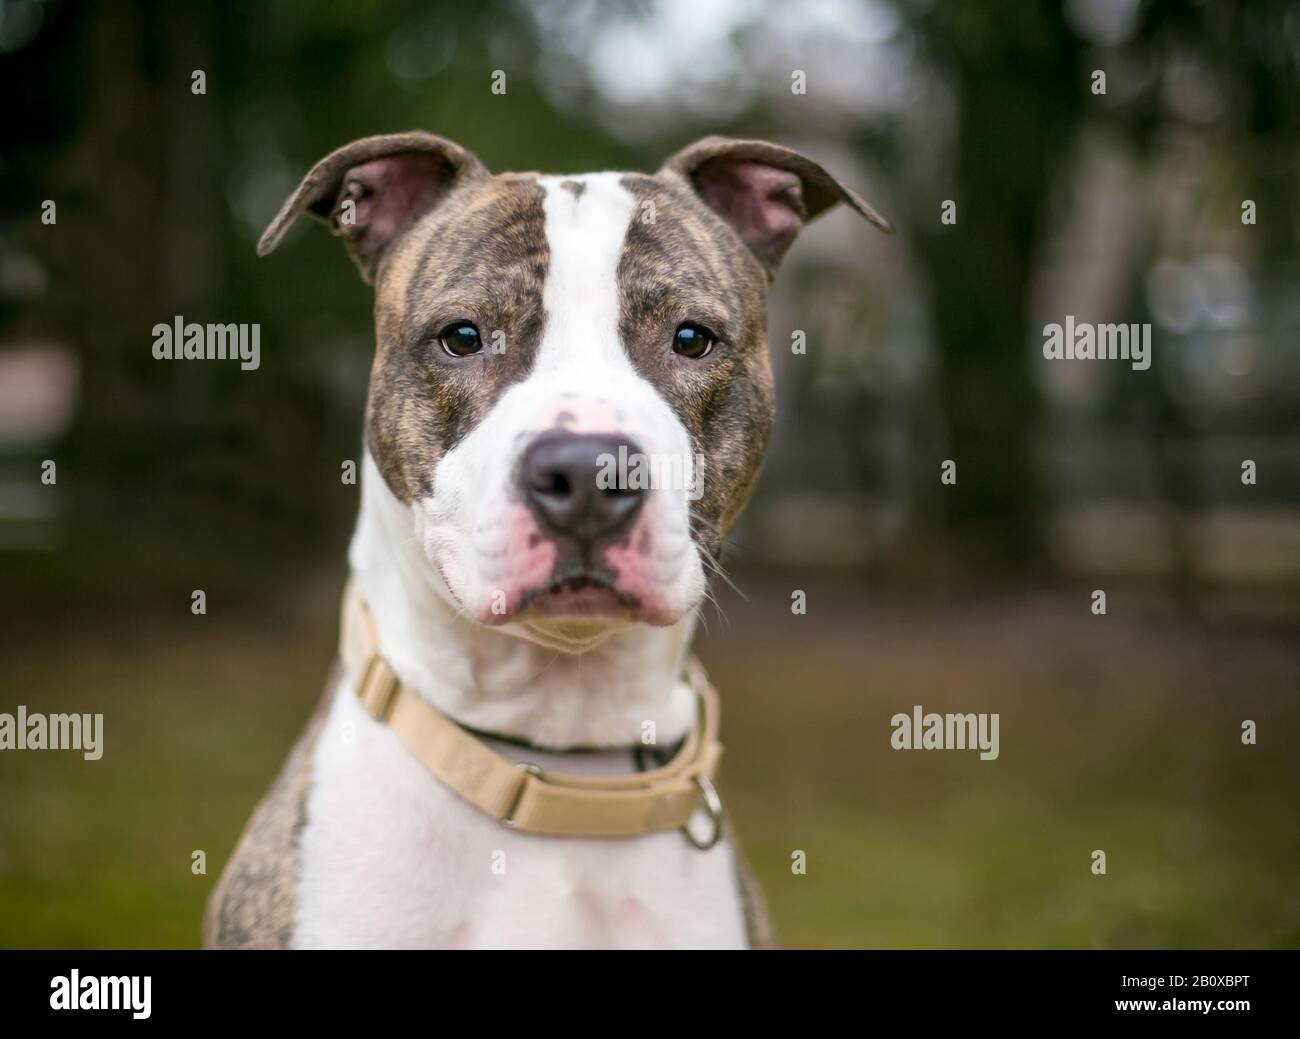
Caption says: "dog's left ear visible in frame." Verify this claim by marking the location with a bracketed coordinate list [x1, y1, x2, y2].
[660, 136, 892, 274]
[256, 131, 488, 283]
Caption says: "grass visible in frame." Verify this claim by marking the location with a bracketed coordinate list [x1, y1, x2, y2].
[1, 576, 1297, 948]
[716, 582, 1300, 948]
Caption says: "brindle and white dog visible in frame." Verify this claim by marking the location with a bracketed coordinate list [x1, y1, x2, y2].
[203, 133, 888, 949]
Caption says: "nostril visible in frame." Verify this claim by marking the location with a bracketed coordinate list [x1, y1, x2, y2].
[527, 456, 578, 501]
[539, 471, 572, 497]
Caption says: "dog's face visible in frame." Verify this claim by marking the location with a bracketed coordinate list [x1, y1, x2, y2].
[260, 134, 888, 637]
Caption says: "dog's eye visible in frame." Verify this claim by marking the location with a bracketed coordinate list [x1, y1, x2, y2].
[437, 323, 482, 357]
[672, 322, 716, 359]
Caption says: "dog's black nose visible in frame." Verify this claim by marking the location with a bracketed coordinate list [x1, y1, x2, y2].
[520, 432, 647, 546]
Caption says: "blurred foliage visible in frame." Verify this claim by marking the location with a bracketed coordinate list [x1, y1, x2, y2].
[3, 0, 651, 611]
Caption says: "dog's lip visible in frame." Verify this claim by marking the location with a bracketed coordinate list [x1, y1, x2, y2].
[520, 575, 638, 620]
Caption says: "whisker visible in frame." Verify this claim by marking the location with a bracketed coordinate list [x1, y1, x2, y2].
[699, 549, 747, 603]
[698, 584, 729, 631]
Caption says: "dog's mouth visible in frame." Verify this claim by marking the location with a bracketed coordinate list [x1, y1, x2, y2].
[509, 573, 642, 652]
[519, 573, 639, 622]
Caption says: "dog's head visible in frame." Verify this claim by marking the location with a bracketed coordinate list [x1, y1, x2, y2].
[260, 133, 888, 641]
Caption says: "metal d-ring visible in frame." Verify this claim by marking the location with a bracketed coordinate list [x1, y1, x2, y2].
[681, 775, 724, 851]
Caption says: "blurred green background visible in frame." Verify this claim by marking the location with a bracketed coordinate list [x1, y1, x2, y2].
[1, 0, 1298, 948]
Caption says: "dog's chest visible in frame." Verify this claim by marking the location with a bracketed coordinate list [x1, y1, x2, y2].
[292, 675, 748, 949]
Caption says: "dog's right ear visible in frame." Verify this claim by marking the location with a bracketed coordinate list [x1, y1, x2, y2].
[257, 132, 488, 284]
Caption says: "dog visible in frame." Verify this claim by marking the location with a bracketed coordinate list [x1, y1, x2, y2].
[202, 132, 889, 949]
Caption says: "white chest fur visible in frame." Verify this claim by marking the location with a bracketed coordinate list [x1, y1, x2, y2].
[292, 672, 748, 949]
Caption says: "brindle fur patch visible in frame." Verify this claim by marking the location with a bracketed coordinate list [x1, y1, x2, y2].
[202, 677, 336, 949]
[366, 173, 550, 502]
[616, 172, 775, 559]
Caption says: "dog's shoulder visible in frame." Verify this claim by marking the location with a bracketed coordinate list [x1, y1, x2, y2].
[201, 672, 337, 949]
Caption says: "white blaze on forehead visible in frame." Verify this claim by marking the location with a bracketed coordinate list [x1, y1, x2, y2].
[536, 173, 639, 374]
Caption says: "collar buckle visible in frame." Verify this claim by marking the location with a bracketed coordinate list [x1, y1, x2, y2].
[501, 763, 543, 829]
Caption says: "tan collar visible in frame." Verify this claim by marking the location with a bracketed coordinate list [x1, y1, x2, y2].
[339, 580, 726, 847]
